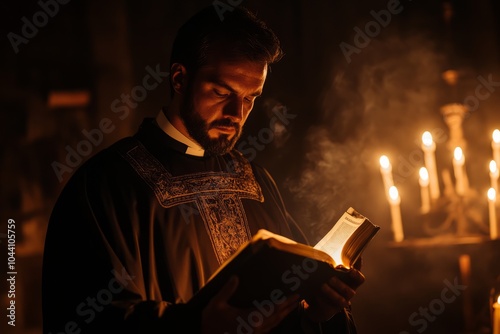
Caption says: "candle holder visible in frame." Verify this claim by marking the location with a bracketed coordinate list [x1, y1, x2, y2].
[414, 102, 491, 238]
[421, 169, 486, 237]
[441, 103, 467, 151]
[382, 103, 496, 239]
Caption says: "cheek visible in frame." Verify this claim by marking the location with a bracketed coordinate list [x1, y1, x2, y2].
[191, 98, 223, 123]
[189, 83, 219, 117]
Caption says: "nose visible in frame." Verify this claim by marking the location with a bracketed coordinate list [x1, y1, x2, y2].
[223, 97, 245, 123]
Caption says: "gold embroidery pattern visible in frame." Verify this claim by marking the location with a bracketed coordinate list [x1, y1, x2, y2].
[197, 193, 252, 263]
[122, 142, 263, 264]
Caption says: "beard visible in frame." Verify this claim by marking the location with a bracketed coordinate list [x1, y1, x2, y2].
[179, 89, 242, 156]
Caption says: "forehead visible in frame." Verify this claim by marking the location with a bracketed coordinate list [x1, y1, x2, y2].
[194, 57, 268, 91]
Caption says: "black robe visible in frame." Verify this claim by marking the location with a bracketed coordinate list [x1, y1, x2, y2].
[42, 118, 356, 333]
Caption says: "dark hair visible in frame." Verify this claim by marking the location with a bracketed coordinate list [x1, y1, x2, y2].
[169, 6, 284, 95]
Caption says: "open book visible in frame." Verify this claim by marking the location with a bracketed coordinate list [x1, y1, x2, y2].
[314, 207, 380, 268]
[188, 207, 379, 309]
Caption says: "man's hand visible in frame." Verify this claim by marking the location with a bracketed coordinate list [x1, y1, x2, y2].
[302, 268, 365, 323]
[202, 276, 300, 334]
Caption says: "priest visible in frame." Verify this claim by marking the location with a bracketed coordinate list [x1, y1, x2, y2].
[42, 6, 364, 333]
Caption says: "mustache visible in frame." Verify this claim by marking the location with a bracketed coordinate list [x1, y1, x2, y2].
[209, 119, 240, 129]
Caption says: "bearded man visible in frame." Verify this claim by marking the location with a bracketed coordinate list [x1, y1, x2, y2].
[42, 6, 364, 334]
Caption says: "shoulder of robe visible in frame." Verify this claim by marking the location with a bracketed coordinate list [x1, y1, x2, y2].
[64, 136, 141, 188]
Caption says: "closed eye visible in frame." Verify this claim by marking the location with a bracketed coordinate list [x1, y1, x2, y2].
[214, 89, 229, 98]
[245, 95, 261, 103]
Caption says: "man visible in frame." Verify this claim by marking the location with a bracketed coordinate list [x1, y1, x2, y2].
[42, 6, 364, 333]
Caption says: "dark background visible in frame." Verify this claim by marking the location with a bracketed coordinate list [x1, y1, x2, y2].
[1, 0, 500, 333]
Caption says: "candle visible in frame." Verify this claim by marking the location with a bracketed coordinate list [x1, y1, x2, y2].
[421, 131, 440, 200]
[489, 188, 498, 240]
[419, 167, 431, 213]
[379, 155, 394, 198]
[453, 147, 466, 196]
[389, 186, 404, 242]
[491, 160, 499, 195]
[493, 129, 500, 169]
[494, 295, 500, 334]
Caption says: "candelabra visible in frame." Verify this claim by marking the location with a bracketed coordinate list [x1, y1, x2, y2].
[379, 95, 500, 241]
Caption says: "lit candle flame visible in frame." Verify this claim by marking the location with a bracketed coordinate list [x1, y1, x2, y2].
[488, 187, 496, 201]
[419, 167, 429, 181]
[422, 131, 433, 147]
[497, 295, 500, 304]
[389, 186, 399, 201]
[491, 160, 498, 174]
[454, 147, 463, 161]
[493, 129, 500, 144]
[380, 155, 390, 170]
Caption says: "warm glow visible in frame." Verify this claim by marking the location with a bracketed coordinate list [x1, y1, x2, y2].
[389, 186, 399, 201]
[493, 129, 500, 144]
[490, 160, 498, 174]
[419, 167, 429, 181]
[422, 131, 433, 147]
[497, 295, 500, 304]
[488, 187, 496, 201]
[454, 147, 463, 161]
[380, 155, 390, 169]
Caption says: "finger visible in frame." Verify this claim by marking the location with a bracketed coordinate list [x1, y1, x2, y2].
[327, 277, 356, 301]
[347, 269, 365, 287]
[338, 269, 365, 288]
[212, 275, 239, 304]
[275, 294, 300, 312]
[330, 277, 356, 301]
[321, 279, 352, 308]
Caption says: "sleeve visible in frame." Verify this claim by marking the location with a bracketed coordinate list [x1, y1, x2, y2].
[42, 156, 200, 334]
[253, 165, 309, 243]
[253, 165, 358, 334]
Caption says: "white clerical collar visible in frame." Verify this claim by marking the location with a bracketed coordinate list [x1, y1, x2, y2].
[155, 110, 205, 157]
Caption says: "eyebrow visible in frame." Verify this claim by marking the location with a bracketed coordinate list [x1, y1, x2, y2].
[211, 79, 262, 97]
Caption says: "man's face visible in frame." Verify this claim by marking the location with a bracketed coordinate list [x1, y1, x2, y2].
[179, 57, 268, 155]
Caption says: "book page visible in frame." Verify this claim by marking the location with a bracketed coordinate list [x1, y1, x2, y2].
[314, 210, 364, 266]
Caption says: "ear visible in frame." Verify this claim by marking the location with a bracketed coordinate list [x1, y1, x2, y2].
[170, 63, 188, 95]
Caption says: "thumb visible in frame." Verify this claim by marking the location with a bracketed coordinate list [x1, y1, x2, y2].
[213, 275, 239, 303]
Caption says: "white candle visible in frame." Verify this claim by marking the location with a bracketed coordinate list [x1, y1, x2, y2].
[494, 295, 500, 334]
[453, 147, 466, 196]
[379, 155, 394, 198]
[421, 131, 440, 200]
[419, 167, 431, 213]
[389, 186, 404, 242]
[493, 129, 500, 169]
[489, 188, 498, 240]
[491, 160, 499, 196]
